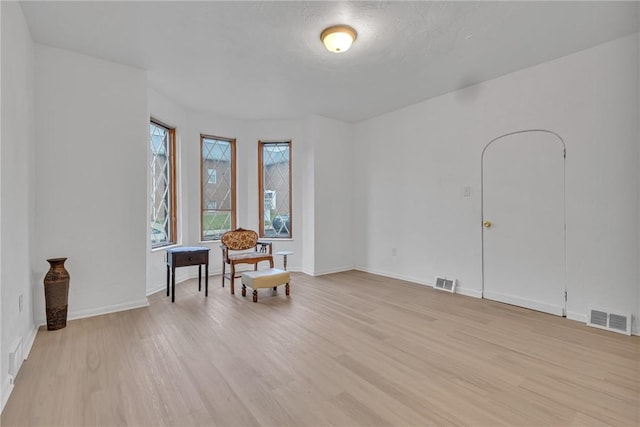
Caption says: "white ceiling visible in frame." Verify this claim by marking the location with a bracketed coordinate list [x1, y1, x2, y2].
[20, 1, 639, 122]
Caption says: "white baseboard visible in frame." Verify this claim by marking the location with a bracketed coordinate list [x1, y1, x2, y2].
[146, 283, 166, 296]
[355, 266, 484, 298]
[456, 287, 483, 298]
[354, 266, 431, 287]
[2, 376, 14, 413]
[566, 311, 587, 324]
[147, 268, 222, 296]
[483, 290, 564, 316]
[23, 325, 38, 360]
[1, 324, 39, 413]
[309, 266, 353, 276]
[67, 298, 150, 322]
[36, 298, 150, 326]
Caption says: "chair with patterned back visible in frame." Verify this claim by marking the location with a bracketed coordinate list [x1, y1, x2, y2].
[220, 228, 273, 295]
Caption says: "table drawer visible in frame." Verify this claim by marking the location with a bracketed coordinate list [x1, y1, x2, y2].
[170, 251, 208, 267]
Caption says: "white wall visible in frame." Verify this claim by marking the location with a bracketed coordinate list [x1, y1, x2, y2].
[1, 1, 36, 410]
[354, 34, 640, 333]
[33, 45, 149, 324]
[301, 118, 316, 275]
[305, 115, 354, 275]
[0, 0, 4, 409]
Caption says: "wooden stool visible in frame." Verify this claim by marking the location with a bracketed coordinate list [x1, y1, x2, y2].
[241, 268, 290, 302]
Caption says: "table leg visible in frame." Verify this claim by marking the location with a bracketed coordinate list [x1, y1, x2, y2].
[171, 266, 176, 303]
[166, 265, 170, 297]
[283, 255, 288, 271]
[205, 261, 209, 297]
[198, 264, 202, 292]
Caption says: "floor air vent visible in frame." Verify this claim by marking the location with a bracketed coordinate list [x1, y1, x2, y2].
[586, 307, 631, 335]
[9, 337, 23, 385]
[434, 276, 456, 293]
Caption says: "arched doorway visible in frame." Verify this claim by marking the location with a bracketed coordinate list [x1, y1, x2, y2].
[481, 130, 566, 316]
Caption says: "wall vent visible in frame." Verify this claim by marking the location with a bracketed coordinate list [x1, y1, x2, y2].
[586, 307, 631, 335]
[9, 337, 24, 384]
[434, 276, 456, 293]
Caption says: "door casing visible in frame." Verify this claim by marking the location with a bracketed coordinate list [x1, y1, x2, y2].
[481, 129, 567, 315]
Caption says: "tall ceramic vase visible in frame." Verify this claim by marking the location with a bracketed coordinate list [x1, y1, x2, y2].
[44, 258, 70, 331]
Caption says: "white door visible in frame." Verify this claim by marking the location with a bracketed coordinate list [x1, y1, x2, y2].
[482, 130, 566, 316]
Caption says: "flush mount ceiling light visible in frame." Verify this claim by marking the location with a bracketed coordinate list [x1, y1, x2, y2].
[320, 25, 357, 53]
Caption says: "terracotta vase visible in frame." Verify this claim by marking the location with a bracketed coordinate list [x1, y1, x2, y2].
[43, 258, 70, 331]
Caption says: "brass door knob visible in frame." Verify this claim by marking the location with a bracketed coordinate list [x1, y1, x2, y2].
[483, 220, 492, 228]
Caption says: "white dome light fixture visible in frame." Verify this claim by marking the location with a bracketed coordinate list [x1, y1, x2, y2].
[321, 25, 357, 53]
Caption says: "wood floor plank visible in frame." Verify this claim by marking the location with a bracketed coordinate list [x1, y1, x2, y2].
[2, 270, 639, 426]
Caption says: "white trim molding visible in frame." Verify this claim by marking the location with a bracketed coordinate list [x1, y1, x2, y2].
[482, 290, 564, 316]
[35, 298, 150, 327]
[310, 266, 353, 276]
[2, 376, 14, 413]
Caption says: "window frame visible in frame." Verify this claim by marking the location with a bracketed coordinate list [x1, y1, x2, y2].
[200, 134, 236, 241]
[258, 140, 292, 238]
[149, 118, 177, 249]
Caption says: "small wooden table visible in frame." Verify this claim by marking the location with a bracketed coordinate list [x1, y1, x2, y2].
[275, 251, 294, 270]
[166, 247, 210, 303]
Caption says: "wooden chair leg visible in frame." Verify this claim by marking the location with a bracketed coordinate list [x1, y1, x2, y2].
[242, 284, 246, 297]
[253, 290, 258, 303]
[230, 265, 235, 295]
[285, 283, 290, 296]
[221, 262, 226, 287]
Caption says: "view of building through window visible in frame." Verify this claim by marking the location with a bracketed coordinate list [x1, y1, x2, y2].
[201, 135, 235, 240]
[151, 133, 288, 243]
[150, 120, 176, 247]
[259, 141, 291, 238]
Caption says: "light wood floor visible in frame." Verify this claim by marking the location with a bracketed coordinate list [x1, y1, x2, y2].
[2, 271, 639, 427]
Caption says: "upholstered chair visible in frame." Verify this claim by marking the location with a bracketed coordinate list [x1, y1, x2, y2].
[220, 228, 273, 294]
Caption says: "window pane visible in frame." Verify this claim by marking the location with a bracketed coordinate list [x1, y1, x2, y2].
[201, 135, 235, 240]
[260, 141, 291, 238]
[207, 168, 217, 184]
[150, 121, 175, 248]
